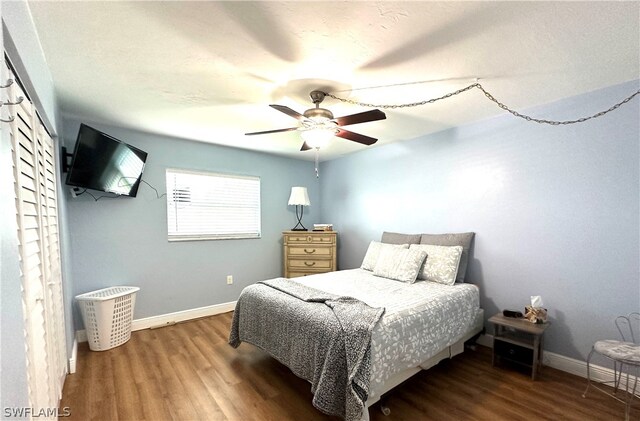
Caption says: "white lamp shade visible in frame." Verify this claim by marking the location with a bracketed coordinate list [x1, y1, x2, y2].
[288, 186, 310, 206]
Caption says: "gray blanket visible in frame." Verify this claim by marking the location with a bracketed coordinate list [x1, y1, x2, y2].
[228, 278, 385, 421]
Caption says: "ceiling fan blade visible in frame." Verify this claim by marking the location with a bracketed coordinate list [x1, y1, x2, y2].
[300, 142, 312, 151]
[269, 104, 307, 121]
[336, 129, 378, 146]
[245, 127, 298, 136]
[333, 109, 386, 127]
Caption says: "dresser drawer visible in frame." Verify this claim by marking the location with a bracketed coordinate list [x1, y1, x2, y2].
[287, 246, 332, 257]
[285, 234, 335, 244]
[288, 259, 332, 270]
[287, 272, 315, 278]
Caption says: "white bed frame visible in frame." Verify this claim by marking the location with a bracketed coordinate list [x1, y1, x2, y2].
[361, 309, 485, 421]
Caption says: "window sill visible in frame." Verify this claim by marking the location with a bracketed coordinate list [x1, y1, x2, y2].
[168, 234, 261, 242]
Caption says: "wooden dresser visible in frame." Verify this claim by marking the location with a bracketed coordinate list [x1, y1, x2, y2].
[283, 231, 337, 278]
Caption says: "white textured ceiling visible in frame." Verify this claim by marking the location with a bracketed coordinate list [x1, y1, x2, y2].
[28, 1, 639, 161]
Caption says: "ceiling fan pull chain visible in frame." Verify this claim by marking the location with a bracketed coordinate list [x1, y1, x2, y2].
[315, 148, 320, 178]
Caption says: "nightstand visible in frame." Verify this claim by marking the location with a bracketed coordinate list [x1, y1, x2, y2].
[283, 231, 337, 278]
[489, 313, 549, 380]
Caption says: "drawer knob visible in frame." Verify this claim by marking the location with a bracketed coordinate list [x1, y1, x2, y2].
[304, 261, 316, 267]
[304, 248, 316, 254]
[307, 236, 312, 242]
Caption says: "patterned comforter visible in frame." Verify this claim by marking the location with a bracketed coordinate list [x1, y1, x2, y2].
[295, 269, 481, 396]
[229, 268, 480, 419]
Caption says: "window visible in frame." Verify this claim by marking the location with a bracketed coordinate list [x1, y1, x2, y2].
[166, 168, 261, 241]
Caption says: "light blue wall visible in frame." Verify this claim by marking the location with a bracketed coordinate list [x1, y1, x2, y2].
[319, 80, 640, 361]
[1, 0, 71, 413]
[62, 118, 321, 328]
[2, 1, 57, 130]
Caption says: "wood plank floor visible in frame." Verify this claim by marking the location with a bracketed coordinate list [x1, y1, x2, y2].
[61, 312, 637, 420]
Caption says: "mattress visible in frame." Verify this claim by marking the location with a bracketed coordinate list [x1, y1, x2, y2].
[295, 268, 481, 394]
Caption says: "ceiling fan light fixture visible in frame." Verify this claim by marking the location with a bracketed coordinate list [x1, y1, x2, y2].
[245, 89, 385, 153]
[300, 126, 336, 149]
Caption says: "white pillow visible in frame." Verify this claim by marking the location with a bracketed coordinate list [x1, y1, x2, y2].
[361, 241, 408, 271]
[373, 247, 427, 283]
[409, 244, 463, 285]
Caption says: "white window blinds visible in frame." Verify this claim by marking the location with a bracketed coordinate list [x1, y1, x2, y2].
[166, 169, 261, 240]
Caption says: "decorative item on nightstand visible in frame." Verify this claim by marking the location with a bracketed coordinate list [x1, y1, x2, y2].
[524, 295, 548, 324]
[288, 186, 310, 231]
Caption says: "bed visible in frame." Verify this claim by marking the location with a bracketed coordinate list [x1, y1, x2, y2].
[229, 232, 483, 421]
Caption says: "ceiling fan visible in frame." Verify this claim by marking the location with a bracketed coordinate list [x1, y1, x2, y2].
[245, 90, 386, 151]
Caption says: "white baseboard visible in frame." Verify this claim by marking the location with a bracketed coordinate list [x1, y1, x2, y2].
[76, 329, 87, 344]
[68, 337, 78, 374]
[73, 300, 236, 348]
[131, 300, 236, 331]
[480, 333, 638, 394]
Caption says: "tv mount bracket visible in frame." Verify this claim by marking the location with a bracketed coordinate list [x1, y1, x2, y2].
[61, 147, 73, 173]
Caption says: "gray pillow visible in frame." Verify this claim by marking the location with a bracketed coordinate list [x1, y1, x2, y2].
[420, 232, 475, 282]
[381, 231, 421, 245]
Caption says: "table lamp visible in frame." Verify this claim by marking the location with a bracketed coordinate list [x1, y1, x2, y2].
[288, 186, 310, 231]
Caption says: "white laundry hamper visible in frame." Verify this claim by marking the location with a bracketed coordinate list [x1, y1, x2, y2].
[76, 286, 140, 351]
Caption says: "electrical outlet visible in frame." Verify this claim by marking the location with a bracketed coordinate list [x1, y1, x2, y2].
[226, 275, 233, 285]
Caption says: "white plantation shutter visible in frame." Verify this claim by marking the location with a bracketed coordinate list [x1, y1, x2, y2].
[37, 123, 67, 400]
[166, 169, 261, 240]
[8, 63, 67, 416]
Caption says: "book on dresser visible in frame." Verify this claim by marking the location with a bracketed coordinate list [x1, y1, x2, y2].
[283, 231, 337, 278]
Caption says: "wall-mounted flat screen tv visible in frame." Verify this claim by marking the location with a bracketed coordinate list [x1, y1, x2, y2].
[65, 124, 148, 197]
